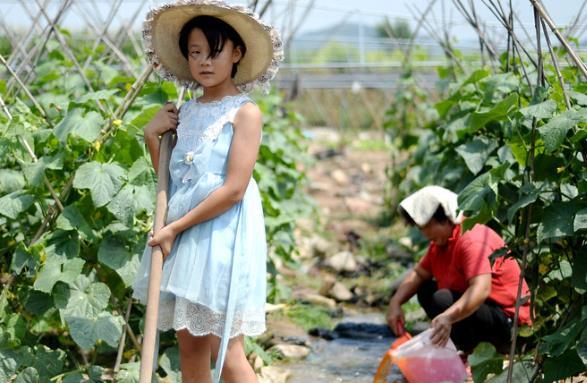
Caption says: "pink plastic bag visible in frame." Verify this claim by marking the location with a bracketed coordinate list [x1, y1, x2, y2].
[391, 328, 467, 383]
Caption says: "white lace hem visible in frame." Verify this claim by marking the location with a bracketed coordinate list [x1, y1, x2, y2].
[158, 297, 266, 338]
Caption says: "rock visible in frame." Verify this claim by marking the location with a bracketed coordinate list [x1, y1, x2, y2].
[343, 196, 373, 214]
[251, 354, 264, 372]
[329, 281, 353, 301]
[265, 303, 287, 313]
[360, 162, 372, 174]
[324, 251, 357, 273]
[310, 236, 331, 258]
[257, 366, 291, 383]
[294, 291, 337, 309]
[270, 344, 311, 360]
[331, 169, 349, 186]
[398, 236, 413, 248]
[318, 274, 337, 296]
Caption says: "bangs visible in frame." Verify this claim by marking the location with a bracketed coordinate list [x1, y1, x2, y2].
[179, 15, 246, 60]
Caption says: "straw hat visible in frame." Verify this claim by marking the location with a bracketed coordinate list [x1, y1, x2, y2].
[143, 0, 283, 91]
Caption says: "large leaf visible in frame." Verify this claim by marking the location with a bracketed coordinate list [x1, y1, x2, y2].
[66, 312, 124, 350]
[14, 367, 39, 383]
[541, 321, 586, 357]
[73, 161, 126, 207]
[55, 204, 94, 240]
[54, 109, 103, 143]
[160, 346, 181, 383]
[0, 191, 34, 219]
[574, 208, 587, 232]
[486, 362, 536, 383]
[467, 93, 518, 133]
[30, 346, 65, 382]
[469, 343, 503, 382]
[97, 237, 140, 287]
[115, 362, 141, 383]
[507, 185, 539, 223]
[0, 169, 25, 193]
[455, 137, 498, 175]
[538, 202, 582, 242]
[54, 275, 110, 319]
[34, 257, 85, 293]
[23, 153, 64, 187]
[107, 184, 153, 226]
[538, 113, 576, 152]
[519, 99, 557, 120]
[572, 249, 587, 290]
[543, 349, 586, 383]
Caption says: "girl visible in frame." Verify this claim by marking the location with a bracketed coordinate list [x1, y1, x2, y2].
[132, 2, 282, 382]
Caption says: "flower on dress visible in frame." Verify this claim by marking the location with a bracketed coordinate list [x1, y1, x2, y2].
[184, 151, 194, 164]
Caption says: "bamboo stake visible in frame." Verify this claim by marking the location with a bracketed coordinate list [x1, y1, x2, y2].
[139, 86, 186, 383]
[530, 0, 587, 79]
[541, 19, 571, 109]
[113, 297, 135, 382]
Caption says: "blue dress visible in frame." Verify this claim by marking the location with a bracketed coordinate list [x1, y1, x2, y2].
[133, 93, 267, 377]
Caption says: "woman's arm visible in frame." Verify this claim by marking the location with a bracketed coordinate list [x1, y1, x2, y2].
[430, 273, 491, 346]
[144, 103, 179, 175]
[148, 102, 262, 256]
[386, 265, 432, 334]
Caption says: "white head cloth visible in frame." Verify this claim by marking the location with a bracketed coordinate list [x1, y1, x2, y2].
[399, 186, 463, 226]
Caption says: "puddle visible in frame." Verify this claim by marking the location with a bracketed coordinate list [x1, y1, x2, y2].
[282, 313, 405, 383]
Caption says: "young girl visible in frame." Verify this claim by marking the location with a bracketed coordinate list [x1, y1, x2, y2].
[132, 1, 282, 382]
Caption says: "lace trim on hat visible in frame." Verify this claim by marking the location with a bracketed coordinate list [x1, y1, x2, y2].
[158, 297, 266, 338]
[143, 0, 283, 93]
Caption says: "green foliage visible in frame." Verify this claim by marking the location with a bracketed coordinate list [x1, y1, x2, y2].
[385, 57, 587, 381]
[0, 29, 309, 381]
[285, 304, 335, 331]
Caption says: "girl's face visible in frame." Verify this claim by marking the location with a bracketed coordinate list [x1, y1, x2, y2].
[186, 28, 242, 89]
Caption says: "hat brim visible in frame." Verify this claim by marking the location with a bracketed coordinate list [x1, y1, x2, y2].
[143, 1, 282, 90]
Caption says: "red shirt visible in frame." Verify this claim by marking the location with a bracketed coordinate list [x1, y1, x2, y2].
[419, 224, 532, 325]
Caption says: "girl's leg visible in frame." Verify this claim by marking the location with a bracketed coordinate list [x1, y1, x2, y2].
[177, 329, 212, 383]
[210, 335, 257, 383]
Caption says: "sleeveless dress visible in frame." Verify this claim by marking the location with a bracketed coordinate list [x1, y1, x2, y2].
[132, 93, 267, 376]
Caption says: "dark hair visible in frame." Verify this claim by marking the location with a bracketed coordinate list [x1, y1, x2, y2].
[178, 15, 247, 78]
[398, 205, 450, 227]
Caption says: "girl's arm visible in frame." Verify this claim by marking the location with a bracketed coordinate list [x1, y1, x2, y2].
[144, 103, 179, 175]
[148, 102, 262, 256]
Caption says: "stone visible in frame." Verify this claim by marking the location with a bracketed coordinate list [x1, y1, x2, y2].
[270, 344, 311, 360]
[329, 281, 353, 301]
[310, 236, 331, 258]
[343, 196, 373, 214]
[331, 169, 349, 186]
[294, 291, 337, 309]
[257, 366, 291, 383]
[324, 251, 358, 273]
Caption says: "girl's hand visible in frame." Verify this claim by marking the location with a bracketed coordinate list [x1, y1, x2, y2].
[148, 225, 178, 259]
[144, 103, 179, 139]
[430, 312, 452, 347]
[386, 302, 406, 336]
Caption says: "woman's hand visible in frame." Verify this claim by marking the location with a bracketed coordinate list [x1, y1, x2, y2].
[386, 302, 406, 336]
[430, 312, 452, 347]
[148, 225, 178, 259]
[144, 102, 179, 139]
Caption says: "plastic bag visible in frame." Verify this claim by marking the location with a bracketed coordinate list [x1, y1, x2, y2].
[391, 328, 467, 383]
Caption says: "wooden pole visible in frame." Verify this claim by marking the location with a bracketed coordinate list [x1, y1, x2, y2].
[138, 87, 186, 382]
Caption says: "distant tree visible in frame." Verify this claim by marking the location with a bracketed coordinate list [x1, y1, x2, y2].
[376, 17, 413, 40]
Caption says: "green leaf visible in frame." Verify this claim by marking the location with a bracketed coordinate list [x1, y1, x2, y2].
[115, 362, 141, 383]
[455, 137, 498, 175]
[538, 114, 576, 152]
[541, 321, 586, 357]
[24, 291, 53, 315]
[0, 169, 25, 193]
[78, 89, 119, 103]
[73, 161, 126, 207]
[548, 260, 573, 281]
[543, 349, 586, 383]
[569, 90, 587, 106]
[160, 346, 181, 383]
[538, 202, 581, 241]
[0, 349, 20, 382]
[468, 93, 518, 133]
[23, 153, 64, 187]
[469, 343, 503, 383]
[507, 185, 539, 223]
[56, 275, 110, 319]
[33, 257, 85, 293]
[97, 237, 140, 287]
[66, 312, 123, 350]
[485, 362, 536, 383]
[30, 346, 65, 382]
[14, 367, 39, 383]
[574, 208, 587, 232]
[55, 109, 103, 143]
[572, 249, 587, 290]
[55, 204, 95, 240]
[0, 191, 34, 219]
[519, 99, 557, 119]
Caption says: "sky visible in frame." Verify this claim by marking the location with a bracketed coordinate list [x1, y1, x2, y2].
[0, 0, 585, 43]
